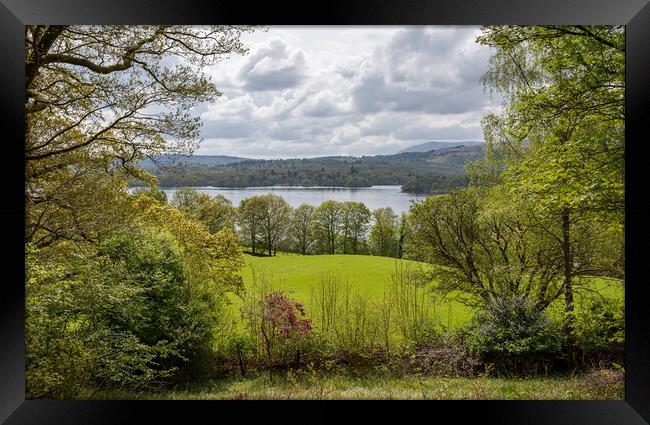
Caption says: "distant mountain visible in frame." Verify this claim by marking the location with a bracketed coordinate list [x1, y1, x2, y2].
[140, 154, 250, 170]
[398, 140, 484, 154]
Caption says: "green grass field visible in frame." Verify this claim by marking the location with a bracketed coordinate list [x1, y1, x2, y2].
[228, 252, 623, 329]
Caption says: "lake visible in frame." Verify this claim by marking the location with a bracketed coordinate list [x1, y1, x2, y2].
[156, 185, 428, 215]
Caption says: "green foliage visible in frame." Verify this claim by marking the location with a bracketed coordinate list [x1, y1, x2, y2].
[308, 273, 388, 360]
[26, 230, 186, 399]
[235, 193, 291, 256]
[463, 296, 562, 359]
[471, 25, 625, 345]
[387, 262, 442, 346]
[133, 194, 245, 294]
[95, 228, 187, 346]
[312, 201, 343, 254]
[26, 199, 246, 398]
[173, 187, 205, 211]
[26, 26, 255, 247]
[173, 188, 235, 233]
[574, 295, 624, 351]
[369, 207, 399, 258]
[290, 204, 316, 255]
[146, 186, 168, 204]
[408, 188, 565, 308]
[339, 202, 371, 255]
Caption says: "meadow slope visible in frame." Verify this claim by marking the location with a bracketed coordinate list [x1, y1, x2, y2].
[228, 253, 623, 329]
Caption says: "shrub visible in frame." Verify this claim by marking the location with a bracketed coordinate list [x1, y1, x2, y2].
[25, 222, 238, 398]
[242, 289, 313, 374]
[462, 295, 562, 373]
[574, 295, 624, 353]
[25, 232, 183, 399]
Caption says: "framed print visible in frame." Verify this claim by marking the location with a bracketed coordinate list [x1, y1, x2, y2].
[2, 0, 649, 423]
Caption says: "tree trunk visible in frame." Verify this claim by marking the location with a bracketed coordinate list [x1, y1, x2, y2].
[261, 327, 273, 383]
[238, 349, 246, 377]
[562, 209, 576, 364]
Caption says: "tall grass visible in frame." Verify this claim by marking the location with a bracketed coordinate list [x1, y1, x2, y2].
[387, 262, 439, 345]
[305, 261, 443, 358]
[310, 273, 382, 356]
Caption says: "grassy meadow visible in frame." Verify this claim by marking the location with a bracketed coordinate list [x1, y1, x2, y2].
[228, 252, 624, 331]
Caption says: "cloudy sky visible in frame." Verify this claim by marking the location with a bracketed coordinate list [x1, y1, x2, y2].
[194, 26, 499, 159]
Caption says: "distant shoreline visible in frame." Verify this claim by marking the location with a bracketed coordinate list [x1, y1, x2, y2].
[128, 184, 435, 196]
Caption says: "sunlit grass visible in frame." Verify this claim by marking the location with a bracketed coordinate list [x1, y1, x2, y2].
[90, 370, 624, 400]
[228, 253, 623, 329]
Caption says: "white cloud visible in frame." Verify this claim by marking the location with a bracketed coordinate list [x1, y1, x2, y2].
[195, 26, 495, 158]
[239, 38, 307, 91]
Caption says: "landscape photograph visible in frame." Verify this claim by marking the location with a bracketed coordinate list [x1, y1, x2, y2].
[25, 25, 625, 400]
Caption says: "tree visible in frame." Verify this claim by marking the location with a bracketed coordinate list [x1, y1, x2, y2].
[369, 207, 399, 257]
[172, 188, 205, 212]
[474, 25, 624, 345]
[25, 164, 134, 248]
[172, 188, 236, 233]
[25, 25, 255, 247]
[291, 204, 315, 255]
[257, 194, 292, 256]
[24, 26, 253, 395]
[396, 212, 411, 259]
[339, 202, 371, 254]
[130, 194, 246, 375]
[142, 185, 168, 204]
[312, 201, 342, 254]
[195, 194, 236, 233]
[132, 193, 245, 295]
[408, 188, 565, 309]
[26, 224, 219, 398]
[237, 196, 265, 255]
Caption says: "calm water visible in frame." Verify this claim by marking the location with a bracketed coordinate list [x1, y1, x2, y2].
[157, 185, 428, 215]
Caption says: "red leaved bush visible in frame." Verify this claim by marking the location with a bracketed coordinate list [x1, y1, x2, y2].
[261, 291, 312, 339]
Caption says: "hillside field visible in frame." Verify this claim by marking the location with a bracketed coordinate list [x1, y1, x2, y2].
[228, 253, 624, 329]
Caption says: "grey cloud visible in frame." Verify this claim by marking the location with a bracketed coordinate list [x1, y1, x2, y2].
[394, 124, 481, 140]
[269, 125, 303, 141]
[200, 119, 260, 139]
[240, 38, 306, 91]
[351, 76, 482, 115]
[300, 91, 347, 117]
[351, 26, 490, 115]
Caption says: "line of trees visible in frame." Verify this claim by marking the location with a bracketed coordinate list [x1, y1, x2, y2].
[166, 188, 409, 258]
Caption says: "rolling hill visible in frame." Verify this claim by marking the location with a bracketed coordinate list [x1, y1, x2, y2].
[137, 145, 485, 194]
[139, 154, 250, 170]
[227, 253, 624, 331]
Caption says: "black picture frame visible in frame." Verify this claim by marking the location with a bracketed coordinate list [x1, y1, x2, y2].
[2, 0, 649, 423]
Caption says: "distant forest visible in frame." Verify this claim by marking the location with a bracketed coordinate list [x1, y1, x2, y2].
[138, 144, 484, 194]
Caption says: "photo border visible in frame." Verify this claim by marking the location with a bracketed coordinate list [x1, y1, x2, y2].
[2, 0, 649, 423]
